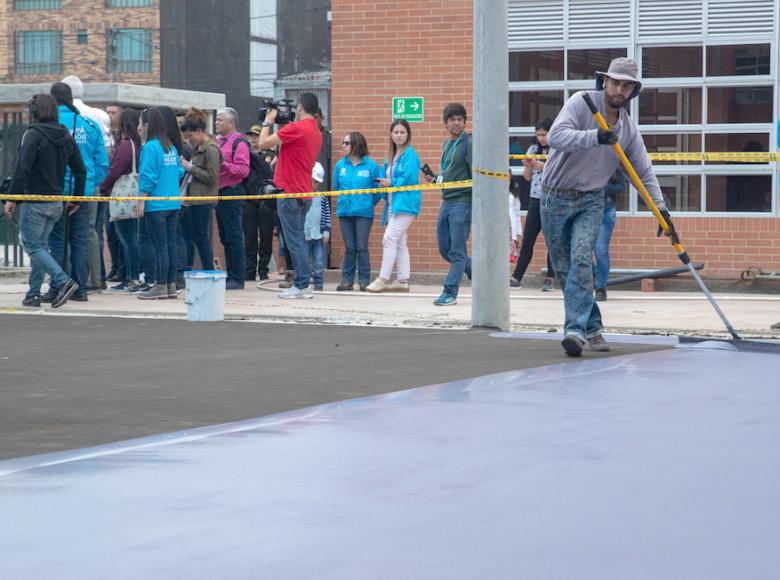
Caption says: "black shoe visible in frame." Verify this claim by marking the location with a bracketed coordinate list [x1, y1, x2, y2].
[129, 282, 152, 293]
[22, 295, 41, 307]
[225, 279, 245, 290]
[359, 283, 368, 292]
[258, 273, 269, 281]
[69, 293, 88, 302]
[106, 273, 123, 282]
[52, 280, 80, 309]
[176, 279, 186, 290]
[595, 288, 607, 302]
[561, 335, 584, 357]
[336, 281, 353, 291]
[110, 281, 130, 292]
[41, 291, 57, 304]
[510, 277, 522, 288]
[86, 284, 106, 294]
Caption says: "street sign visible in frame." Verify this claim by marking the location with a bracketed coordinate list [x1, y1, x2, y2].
[392, 97, 424, 123]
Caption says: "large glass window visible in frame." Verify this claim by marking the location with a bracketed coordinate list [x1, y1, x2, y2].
[642, 46, 702, 78]
[567, 48, 627, 80]
[707, 86, 773, 124]
[705, 134, 770, 164]
[108, 29, 153, 73]
[509, 51, 564, 82]
[640, 175, 702, 212]
[15, 31, 62, 74]
[706, 44, 770, 76]
[106, 0, 153, 6]
[509, 91, 564, 127]
[643, 134, 702, 165]
[706, 175, 772, 213]
[638, 88, 702, 125]
[14, 0, 61, 8]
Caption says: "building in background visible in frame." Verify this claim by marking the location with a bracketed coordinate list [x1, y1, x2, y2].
[330, 0, 780, 277]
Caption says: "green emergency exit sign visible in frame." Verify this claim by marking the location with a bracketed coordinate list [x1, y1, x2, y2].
[392, 97, 424, 122]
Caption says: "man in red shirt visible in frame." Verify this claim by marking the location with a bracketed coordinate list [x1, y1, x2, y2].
[257, 93, 323, 299]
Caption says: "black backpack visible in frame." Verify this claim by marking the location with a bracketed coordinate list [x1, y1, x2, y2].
[232, 137, 273, 196]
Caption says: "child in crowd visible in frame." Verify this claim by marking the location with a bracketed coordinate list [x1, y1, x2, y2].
[304, 162, 332, 291]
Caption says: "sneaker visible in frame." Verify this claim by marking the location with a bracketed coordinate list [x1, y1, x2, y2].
[52, 279, 79, 309]
[126, 282, 144, 293]
[510, 277, 522, 288]
[225, 279, 245, 290]
[41, 291, 57, 304]
[433, 292, 457, 306]
[279, 286, 314, 300]
[167, 283, 179, 299]
[137, 284, 168, 300]
[586, 334, 611, 352]
[594, 288, 607, 302]
[366, 278, 388, 293]
[128, 282, 151, 294]
[22, 295, 41, 307]
[336, 281, 354, 291]
[542, 278, 554, 292]
[387, 279, 409, 293]
[561, 334, 585, 357]
[110, 281, 130, 292]
[106, 273, 122, 282]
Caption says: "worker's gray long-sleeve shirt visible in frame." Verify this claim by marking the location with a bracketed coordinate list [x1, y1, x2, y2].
[542, 90, 667, 211]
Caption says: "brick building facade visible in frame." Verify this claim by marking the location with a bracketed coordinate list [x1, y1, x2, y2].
[0, 0, 160, 86]
[330, 0, 780, 279]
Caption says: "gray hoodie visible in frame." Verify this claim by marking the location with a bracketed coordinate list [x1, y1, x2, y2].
[541, 90, 666, 211]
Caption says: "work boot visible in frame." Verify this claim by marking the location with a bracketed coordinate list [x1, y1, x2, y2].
[586, 334, 611, 352]
[561, 334, 584, 357]
[595, 288, 607, 301]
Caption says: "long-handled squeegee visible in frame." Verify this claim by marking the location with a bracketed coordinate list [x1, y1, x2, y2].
[582, 92, 741, 340]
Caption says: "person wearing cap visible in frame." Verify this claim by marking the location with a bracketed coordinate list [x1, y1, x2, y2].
[243, 123, 276, 282]
[303, 162, 331, 291]
[540, 57, 678, 357]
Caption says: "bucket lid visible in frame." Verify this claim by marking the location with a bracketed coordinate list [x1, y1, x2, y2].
[184, 270, 228, 279]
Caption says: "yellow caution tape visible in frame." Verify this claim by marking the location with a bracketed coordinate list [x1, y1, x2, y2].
[510, 152, 780, 162]
[1, 180, 474, 203]
[474, 167, 511, 180]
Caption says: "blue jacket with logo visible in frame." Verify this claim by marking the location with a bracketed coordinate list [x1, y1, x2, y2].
[334, 156, 382, 219]
[138, 138, 184, 213]
[58, 104, 109, 197]
[380, 146, 421, 225]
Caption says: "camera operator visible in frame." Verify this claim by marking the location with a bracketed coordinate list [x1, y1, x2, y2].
[257, 93, 323, 299]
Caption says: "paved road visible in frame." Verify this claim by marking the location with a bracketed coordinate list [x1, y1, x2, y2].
[0, 314, 667, 459]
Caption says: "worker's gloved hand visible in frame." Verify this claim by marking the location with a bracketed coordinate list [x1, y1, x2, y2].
[597, 127, 618, 145]
[656, 209, 680, 244]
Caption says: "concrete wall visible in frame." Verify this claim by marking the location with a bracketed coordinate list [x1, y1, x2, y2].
[277, 0, 331, 78]
[160, 0, 261, 130]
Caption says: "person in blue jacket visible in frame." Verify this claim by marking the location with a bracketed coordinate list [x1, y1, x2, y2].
[334, 131, 382, 291]
[366, 119, 421, 293]
[45, 82, 109, 303]
[135, 107, 184, 300]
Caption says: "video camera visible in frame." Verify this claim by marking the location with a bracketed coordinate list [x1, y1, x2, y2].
[258, 98, 296, 126]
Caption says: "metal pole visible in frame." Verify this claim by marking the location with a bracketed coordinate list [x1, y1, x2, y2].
[472, 0, 510, 330]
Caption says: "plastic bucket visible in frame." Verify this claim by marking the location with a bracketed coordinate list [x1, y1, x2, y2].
[184, 270, 227, 322]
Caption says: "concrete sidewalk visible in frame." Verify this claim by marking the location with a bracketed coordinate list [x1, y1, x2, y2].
[1, 273, 778, 337]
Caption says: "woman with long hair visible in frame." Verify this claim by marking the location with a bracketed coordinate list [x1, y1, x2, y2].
[510, 117, 555, 290]
[99, 108, 142, 292]
[366, 119, 421, 293]
[179, 107, 220, 271]
[334, 131, 381, 291]
[135, 107, 184, 300]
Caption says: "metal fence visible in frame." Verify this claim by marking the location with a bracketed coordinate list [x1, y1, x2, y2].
[1, 112, 27, 267]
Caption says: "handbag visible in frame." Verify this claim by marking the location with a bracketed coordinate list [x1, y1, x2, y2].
[109, 140, 139, 221]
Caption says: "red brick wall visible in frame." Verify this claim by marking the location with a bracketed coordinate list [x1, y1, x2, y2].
[331, 1, 780, 280]
[330, 0, 474, 275]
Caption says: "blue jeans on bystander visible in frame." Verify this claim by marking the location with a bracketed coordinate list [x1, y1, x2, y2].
[277, 198, 312, 289]
[436, 201, 472, 297]
[20, 202, 71, 299]
[339, 216, 373, 285]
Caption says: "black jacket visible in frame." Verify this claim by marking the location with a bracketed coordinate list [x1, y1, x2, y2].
[8, 121, 87, 201]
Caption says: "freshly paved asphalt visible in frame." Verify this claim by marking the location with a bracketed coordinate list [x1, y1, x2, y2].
[0, 314, 667, 459]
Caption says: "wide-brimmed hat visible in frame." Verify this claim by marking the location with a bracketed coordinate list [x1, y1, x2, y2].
[595, 57, 642, 100]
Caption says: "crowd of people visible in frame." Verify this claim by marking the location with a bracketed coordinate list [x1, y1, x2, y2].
[3, 58, 676, 356]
